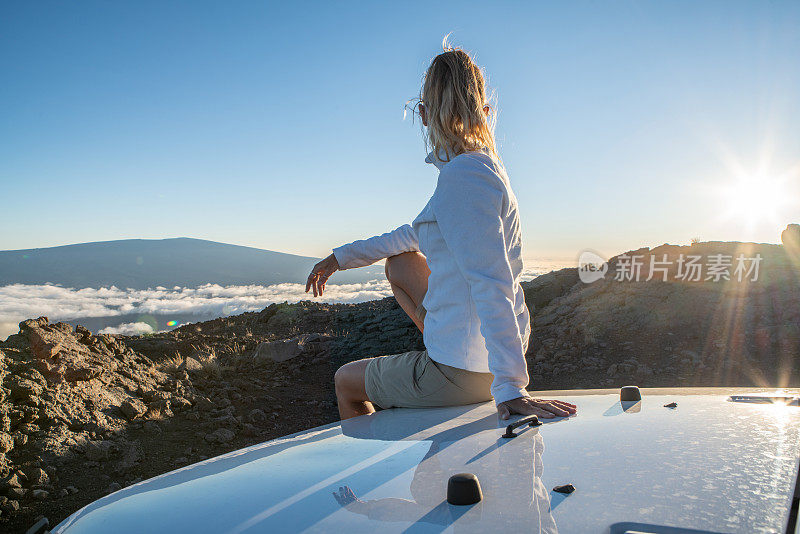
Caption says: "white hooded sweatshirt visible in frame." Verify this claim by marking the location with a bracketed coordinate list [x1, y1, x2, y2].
[332, 148, 531, 404]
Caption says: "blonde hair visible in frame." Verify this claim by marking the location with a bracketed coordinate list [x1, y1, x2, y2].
[410, 38, 499, 164]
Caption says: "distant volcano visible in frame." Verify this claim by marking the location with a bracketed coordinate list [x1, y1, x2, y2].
[0, 237, 385, 289]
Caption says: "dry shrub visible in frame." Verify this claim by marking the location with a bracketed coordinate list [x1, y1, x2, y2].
[160, 353, 185, 375]
[191, 345, 223, 379]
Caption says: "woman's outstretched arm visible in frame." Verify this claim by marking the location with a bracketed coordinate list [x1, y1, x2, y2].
[332, 224, 419, 270]
[306, 224, 420, 297]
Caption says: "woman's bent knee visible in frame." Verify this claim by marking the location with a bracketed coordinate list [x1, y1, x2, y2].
[334, 364, 350, 392]
[385, 254, 399, 280]
[335, 361, 368, 399]
[385, 251, 426, 282]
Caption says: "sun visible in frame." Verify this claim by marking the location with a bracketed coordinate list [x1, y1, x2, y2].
[701, 137, 800, 240]
[721, 174, 789, 230]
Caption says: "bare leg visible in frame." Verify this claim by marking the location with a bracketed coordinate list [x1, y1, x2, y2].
[335, 358, 376, 419]
[385, 251, 430, 333]
[334, 252, 430, 420]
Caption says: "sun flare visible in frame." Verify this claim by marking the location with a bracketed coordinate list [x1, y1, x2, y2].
[720, 173, 791, 230]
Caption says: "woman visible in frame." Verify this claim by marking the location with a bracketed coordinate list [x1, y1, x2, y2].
[306, 45, 576, 422]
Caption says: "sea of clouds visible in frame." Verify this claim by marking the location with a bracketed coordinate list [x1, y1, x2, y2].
[0, 261, 566, 340]
[0, 280, 393, 339]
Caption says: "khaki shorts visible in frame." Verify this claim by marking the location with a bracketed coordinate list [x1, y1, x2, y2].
[365, 349, 494, 409]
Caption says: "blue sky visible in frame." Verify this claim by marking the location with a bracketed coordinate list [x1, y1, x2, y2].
[1, 1, 799, 261]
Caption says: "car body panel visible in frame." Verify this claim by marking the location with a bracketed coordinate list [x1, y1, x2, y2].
[54, 388, 800, 533]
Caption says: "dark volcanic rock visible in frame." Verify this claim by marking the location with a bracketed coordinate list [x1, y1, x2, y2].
[0, 317, 190, 532]
[120, 399, 147, 421]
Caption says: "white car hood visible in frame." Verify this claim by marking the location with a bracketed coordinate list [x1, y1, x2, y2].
[54, 388, 800, 533]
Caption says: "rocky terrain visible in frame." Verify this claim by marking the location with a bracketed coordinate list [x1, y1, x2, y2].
[0, 238, 798, 532]
[527, 241, 799, 390]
